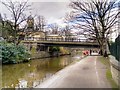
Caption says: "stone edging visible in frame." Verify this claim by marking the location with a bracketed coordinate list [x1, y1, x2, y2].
[109, 55, 120, 71]
[109, 55, 120, 87]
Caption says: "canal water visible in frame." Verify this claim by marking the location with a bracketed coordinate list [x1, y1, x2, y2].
[2, 54, 82, 88]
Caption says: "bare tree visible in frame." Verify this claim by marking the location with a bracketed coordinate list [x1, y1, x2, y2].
[69, 0, 120, 56]
[35, 15, 46, 31]
[62, 25, 72, 38]
[1, 0, 31, 45]
[49, 23, 59, 34]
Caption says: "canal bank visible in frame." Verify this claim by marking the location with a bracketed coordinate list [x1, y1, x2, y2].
[35, 56, 112, 88]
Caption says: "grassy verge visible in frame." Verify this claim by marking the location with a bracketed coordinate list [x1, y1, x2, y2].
[97, 56, 119, 89]
[106, 69, 119, 89]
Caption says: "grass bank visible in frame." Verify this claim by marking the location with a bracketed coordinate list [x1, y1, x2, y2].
[97, 56, 119, 90]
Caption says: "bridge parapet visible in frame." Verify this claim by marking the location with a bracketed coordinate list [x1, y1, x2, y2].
[24, 37, 98, 43]
[22, 37, 99, 48]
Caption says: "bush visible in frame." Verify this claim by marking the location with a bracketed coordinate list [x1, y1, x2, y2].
[0, 42, 30, 64]
[49, 46, 60, 56]
[49, 46, 60, 52]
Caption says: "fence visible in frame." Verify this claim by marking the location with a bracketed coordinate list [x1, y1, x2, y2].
[109, 35, 120, 61]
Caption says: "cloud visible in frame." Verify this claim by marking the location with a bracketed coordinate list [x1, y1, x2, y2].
[31, 2, 71, 20]
[29, 2, 72, 27]
[46, 17, 67, 29]
[0, 1, 71, 27]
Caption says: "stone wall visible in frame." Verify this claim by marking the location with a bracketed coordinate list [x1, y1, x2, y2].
[109, 55, 120, 86]
[23, 42, 71, 59]
[30, 51, 51, 59]
[29, 45, 71, 59]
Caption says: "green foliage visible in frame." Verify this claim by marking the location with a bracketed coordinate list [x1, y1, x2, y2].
[49, 46, 60, 56]
[49, 46, 60, 52]
[59, 47, 70, 55]
[98, 57, 118, 89]
[0, 21, 14, 42]
[0, 42, 30, 64]
[31, 46, 36, 54]
[106, 69, 119, 89]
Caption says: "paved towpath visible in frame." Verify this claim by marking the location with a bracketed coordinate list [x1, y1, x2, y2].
[35, 56, 111, 88]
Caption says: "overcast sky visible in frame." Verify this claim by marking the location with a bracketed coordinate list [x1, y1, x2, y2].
[31, 2, 71, 25]
[0, 0, 72, 27]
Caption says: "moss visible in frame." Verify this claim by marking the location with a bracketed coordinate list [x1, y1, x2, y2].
[31, 46, 36, 54]
[98, 56, 110, 67]
[106, 69, 118, 89]
[77, 51, 82, 55]
[98, 56, 119, 89]
[59, 47, 70, 55]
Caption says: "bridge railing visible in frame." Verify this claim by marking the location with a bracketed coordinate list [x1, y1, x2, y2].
[24, 37, 98, 43]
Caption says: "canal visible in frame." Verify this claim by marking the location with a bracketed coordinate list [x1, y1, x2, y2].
[2, 53, 82, 88]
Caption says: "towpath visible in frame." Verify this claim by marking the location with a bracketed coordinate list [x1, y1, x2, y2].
[35, 56, 111, 88]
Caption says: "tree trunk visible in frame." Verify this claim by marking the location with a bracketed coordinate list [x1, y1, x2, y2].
[99, 44, 104, 55]
[99, 41, 108, 57]
[97, 37, 108, 57]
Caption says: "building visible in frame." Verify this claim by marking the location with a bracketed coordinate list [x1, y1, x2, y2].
[25, 31, 46, 41]
[46, 34, 64, 41]
[27, 15, 34, 31]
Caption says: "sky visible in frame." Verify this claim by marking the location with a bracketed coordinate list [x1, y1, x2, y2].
[31, 2, 71, 26]
[0, 0, 119, 41]
[0, 0, 72, 27]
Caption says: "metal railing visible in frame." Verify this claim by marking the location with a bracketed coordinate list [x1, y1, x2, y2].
[24, 37, 98, 43]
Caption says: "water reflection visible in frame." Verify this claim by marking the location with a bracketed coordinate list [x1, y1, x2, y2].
[18, 80, 27, 88]
[2, 55, 81, 88]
